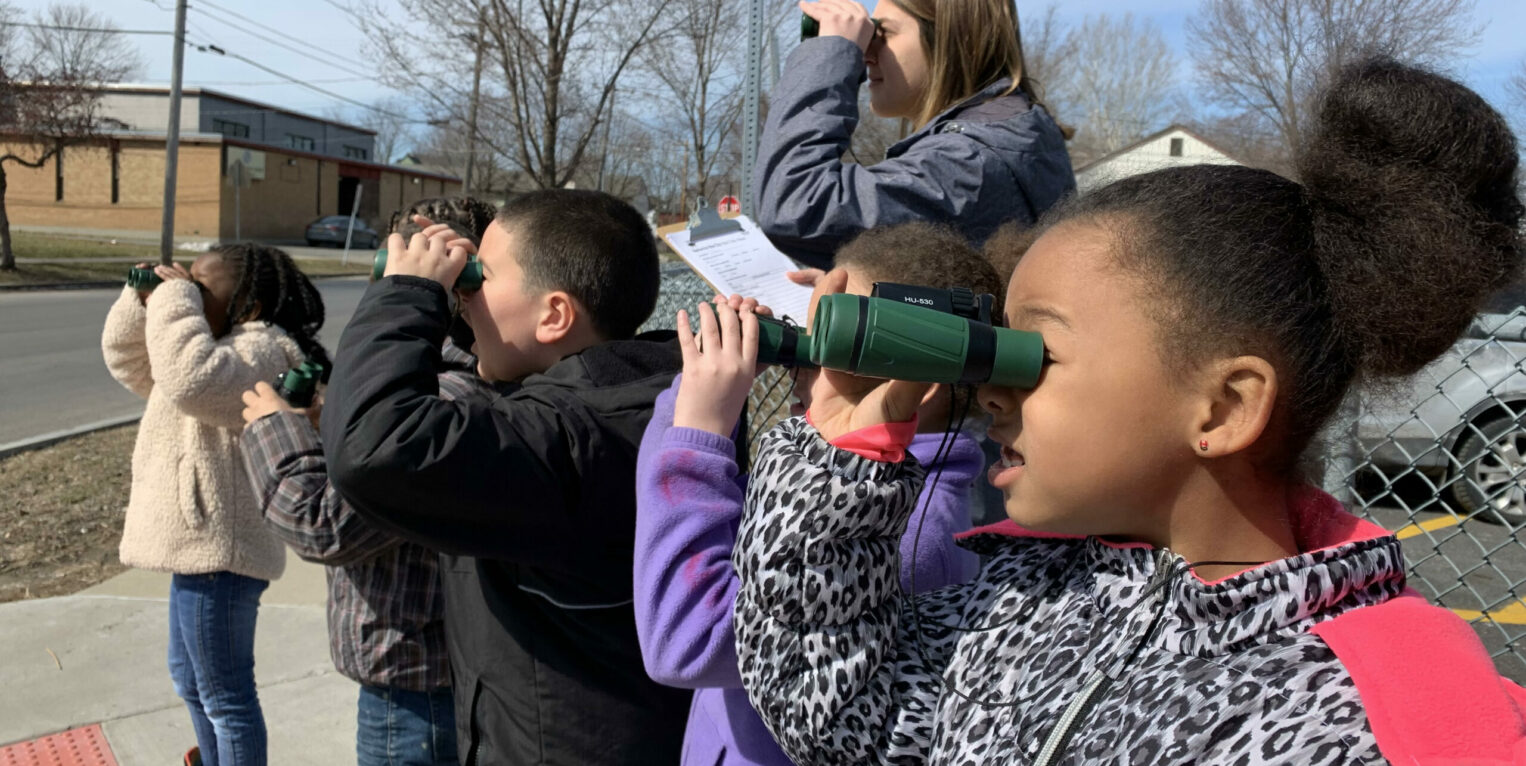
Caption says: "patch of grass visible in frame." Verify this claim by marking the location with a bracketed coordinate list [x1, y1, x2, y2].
[0, 256, 368, 285]
[0, 425, 137, 602]
[0, 260, 137, 285]
[4, 230, 162, 261]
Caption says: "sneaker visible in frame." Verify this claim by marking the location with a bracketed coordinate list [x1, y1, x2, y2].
[182, 746, 202, 766]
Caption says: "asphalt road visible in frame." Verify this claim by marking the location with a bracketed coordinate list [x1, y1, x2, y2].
[0, 277, 366, 447]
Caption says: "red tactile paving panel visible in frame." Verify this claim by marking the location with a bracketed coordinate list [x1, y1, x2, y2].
[0, 725, 118, 766]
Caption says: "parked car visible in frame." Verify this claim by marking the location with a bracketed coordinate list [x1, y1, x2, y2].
[305, 215, 379, 249]
[1358, 300, 1526, 526]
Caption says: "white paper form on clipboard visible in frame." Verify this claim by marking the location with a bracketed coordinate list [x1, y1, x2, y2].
[659, 214, 815, 326]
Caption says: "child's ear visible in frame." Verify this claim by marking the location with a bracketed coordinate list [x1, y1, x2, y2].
[1190, 356, 1277, 458]
[534, 291, 579, 345]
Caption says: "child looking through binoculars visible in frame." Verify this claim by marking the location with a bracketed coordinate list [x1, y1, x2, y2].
[102, 243, 326, 766]
[714, 59, 1526, 763]
[633, 222, 1000, 766]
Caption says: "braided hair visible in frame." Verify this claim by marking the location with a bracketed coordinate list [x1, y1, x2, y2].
[213, 242, 331, 379]
[387, 196, 498, 242]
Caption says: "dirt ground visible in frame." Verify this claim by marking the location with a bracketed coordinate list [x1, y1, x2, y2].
[0, 425, 136, 603]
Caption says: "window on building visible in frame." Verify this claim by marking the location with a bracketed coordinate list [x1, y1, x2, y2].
[343, 145, 368, 161]
[1169, 137, 1185, 157]
[287, 134, 316, 152]
[212, 119, 250, 138]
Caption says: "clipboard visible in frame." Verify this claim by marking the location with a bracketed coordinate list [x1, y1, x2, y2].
[657, 201, 814, 325]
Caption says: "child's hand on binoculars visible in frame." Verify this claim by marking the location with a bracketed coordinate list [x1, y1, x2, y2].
[241, 381, 294, 427]
[154, 262, 191, 282]
[804, 270, 932, 445]
[799, 0, 875, 52]
[383, 215, 476, 289]
[674, 295, 762, 437]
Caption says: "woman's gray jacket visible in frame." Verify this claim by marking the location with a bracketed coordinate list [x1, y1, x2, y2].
[752, 36, 1076, 268]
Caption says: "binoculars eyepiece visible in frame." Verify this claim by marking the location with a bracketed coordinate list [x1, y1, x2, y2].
[372, 249, 484, 291]
[127, 266, 163, 291]
[756, 283, 1044, 389]
[275, 359, 329, 408]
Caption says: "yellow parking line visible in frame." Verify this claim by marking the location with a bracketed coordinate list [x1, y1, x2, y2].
[1453, 601, 1526, 625]
[1393, 514, 1467, 540]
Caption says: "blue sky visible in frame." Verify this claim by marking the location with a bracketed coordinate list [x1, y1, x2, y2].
[13, 0, 1525, 132]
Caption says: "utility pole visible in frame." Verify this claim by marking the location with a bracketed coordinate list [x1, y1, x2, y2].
[596, 86, 616, 192]
[463, 17, 484, 196]
[159, 0, 188, 264]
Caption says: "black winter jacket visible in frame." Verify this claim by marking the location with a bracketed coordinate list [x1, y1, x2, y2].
[321, 277, 691, 765]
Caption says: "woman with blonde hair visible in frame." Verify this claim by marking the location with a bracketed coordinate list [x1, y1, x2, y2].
[753, 0, 1074, 269]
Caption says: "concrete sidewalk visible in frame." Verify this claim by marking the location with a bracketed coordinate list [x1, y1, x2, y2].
[0, 553, 357, 765]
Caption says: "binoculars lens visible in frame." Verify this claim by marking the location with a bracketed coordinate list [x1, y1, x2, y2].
[276, 359, 328, 408]
[371, 249, 484, 292]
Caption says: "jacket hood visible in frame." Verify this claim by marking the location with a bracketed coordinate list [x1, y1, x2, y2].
[958, 487, 1408, 658]
[888, 78, 1067, 164]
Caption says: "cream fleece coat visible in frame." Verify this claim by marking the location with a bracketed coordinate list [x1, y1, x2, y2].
[102, 281, 303, 580]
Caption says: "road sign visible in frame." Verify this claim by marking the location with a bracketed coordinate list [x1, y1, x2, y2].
[717, 195, 740, 214]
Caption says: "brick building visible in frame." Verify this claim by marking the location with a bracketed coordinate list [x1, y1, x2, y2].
[1, 86, 460, 242]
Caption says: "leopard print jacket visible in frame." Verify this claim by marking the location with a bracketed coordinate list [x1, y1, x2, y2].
[734, 418, 1405, 765]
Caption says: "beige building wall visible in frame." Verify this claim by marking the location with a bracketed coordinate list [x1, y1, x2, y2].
[1, 135, 459, 241]
[2, 137, 222, 236]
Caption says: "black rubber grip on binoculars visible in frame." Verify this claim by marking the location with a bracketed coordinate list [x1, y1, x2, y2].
[960, 321, 997, 385]
[777, 322, 801, 367]
[849, 295, 870, 372]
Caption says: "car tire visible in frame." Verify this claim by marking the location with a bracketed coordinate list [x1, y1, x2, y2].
[305, 238, 318, 247]
[1450, 412, 1526, 526]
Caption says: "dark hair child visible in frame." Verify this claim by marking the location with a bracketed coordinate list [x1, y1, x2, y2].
[726, 58, 1526, 764]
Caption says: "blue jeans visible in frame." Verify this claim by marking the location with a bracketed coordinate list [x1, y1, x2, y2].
[357, 685, 458, 766]
[168, 572, 269, 766]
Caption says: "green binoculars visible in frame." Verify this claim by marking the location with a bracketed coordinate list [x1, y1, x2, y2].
[126, 266, 163, 291]
[756, 289, 1044, 389]
[801, 13, 880, 41]
[275, 359, 328, 408]
[371, 249, 484, 291]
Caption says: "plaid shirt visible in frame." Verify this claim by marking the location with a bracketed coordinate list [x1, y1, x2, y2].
[242, 350, 491, 691]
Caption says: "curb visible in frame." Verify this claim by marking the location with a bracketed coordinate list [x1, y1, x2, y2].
[0, 413, 143, 460]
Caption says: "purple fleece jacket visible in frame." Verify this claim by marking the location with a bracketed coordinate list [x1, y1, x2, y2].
[633, 375, 983, 766]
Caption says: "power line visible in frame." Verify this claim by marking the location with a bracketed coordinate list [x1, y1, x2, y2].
[187, 36, 444, 127]
[192, 0, 376, 81]
[0, 20, 172, 35]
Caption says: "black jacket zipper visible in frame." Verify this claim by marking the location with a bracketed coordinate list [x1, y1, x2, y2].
[1033, 548, 1177, 766]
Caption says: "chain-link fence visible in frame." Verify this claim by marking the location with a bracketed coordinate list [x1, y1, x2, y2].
[1324, 307, 1526, 683]
[642, 263, 799, 464]
[651, 263, 1526, 682]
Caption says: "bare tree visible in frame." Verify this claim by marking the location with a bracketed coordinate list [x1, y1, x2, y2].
[324, 97, 416, 165]
[0, 2, 141, 270]
[635, 0, 743, 202]
[1187, 0, 1479, 164]
[1036, 13, 1183, 167]
[348, 0, 673, 190]
[1508, 58, 1526, 127]
[1017, 2, 1076, 125]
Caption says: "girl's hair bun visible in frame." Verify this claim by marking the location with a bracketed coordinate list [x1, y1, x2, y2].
[1298, 57, 1523, 379]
